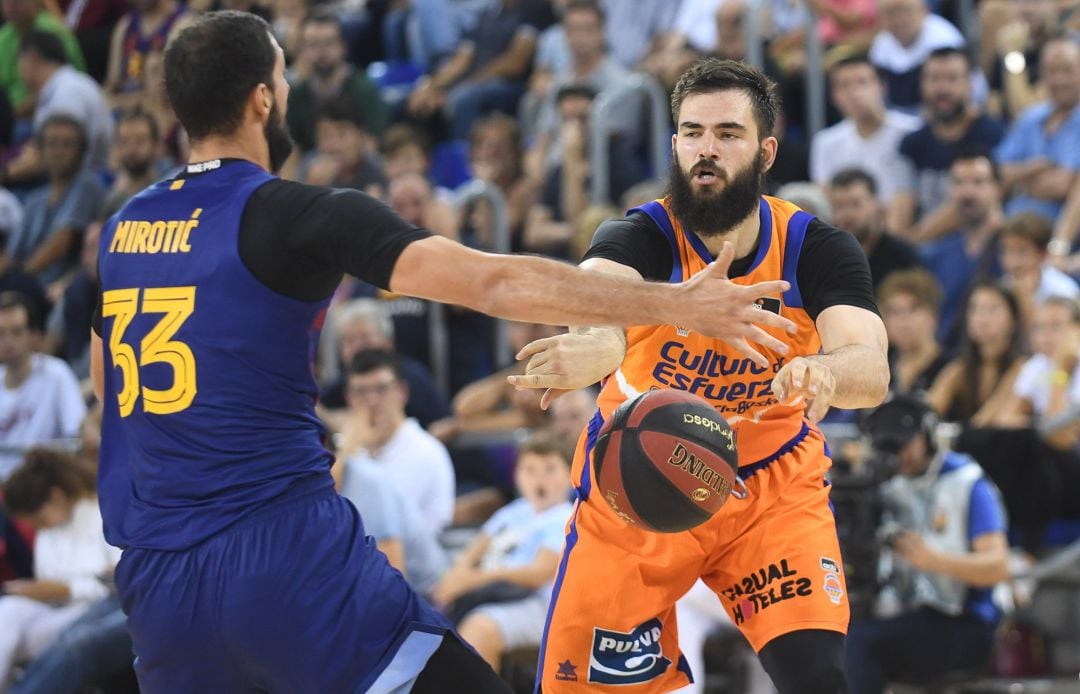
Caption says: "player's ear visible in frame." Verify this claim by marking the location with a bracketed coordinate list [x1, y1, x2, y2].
[254, 83, 272, 117]
[759, 136, 779, 173]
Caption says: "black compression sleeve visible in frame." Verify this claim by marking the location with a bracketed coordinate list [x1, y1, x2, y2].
[239, 179, 431, 302]
[581, 212, 673, 280]
[796, 219, 879, 321]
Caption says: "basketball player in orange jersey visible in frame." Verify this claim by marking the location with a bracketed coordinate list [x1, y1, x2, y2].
[509, 58, 890, 693]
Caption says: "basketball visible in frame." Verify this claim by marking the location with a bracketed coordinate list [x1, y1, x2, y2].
[592, 389, 740, 533]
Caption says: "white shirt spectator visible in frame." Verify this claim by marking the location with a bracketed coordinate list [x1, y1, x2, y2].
[870, 12, 964, 110]
[671, 0, 728, 53]
[33, 65, 114, 170]
[1035, 266, 1080, 304]
[33, 497, 123, 603]
[810, 110, 922, 202]
[0, 354, 85, 479]
[1014, 353, 1080, 417]
[356, 417, 455, 533]
[480, 496, 573, 598]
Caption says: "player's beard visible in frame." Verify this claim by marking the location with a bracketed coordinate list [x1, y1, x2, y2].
[666, 149, 765, 237]
[264, 100, 294, 174]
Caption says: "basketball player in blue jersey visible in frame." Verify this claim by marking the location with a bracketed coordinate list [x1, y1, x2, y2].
[87, 12, 800, 693]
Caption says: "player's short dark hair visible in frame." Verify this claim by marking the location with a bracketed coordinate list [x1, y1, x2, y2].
[18, 30, 68, 65]
[670, 58, 780, 140]
[877, 267, 943, 314]
[924, 46, 971, 72]
[118, 106, 161, 142]
[829, 168, 878, 197]
[164, 11, 278, 141]
[316, 95, 368, 131]
[3, 448, 97, 515]
[564, 0, 604, 24]
[347, 348, 404, 382]
[518, 429, 574, 467]
[0, 291, 43, 332]
[950, 146, 1000, 182]
[1001, 212, 1054, 251]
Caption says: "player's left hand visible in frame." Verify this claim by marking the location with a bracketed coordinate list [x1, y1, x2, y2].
[893, 531, 939, 573]
[771, 356, 836, 424]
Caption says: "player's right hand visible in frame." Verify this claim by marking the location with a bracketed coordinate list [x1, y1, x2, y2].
[675, 241, 797, 369]
[507, 328, 627, 409]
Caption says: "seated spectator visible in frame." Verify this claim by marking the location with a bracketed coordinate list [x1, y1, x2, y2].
[827, 168, 923, 290]
[55, 0, 129, 83]
[637, 0, 726, 92]
[776, 181, 831, 220]
[928, 280, 1025, 427]
[381, 123, 439, 186]
[319, 298, 450, 429]
[405, 0, 543, 140]
[43, 220, 98, 379]
[878, 268, 950, 395]
[869, 0, 964, 111]
[894, 48, 1005, 237]
[0, 0, 85, 118]
[5, 30, 112, 181]
[999, 212, 1080, 327]
[337, 454, 448, 597]
[548, 386, 598, 444]
[463, 113, 534, 250]
[432, 429, 573, 670]
[995, 37, 1080, 223]
[137, 49, 185, 165]
[816, 0, 879, 49]
[285, 10, 388, 153]
[299, 97, 386, 196]
[338, 349, 456, 533]
[0, 448, 122, 689]
[850, 395, 1010, 694]
[0, 292, 85, 479]
[985, 0, 1059, 121]
[389, 172, 460, 241]
[0, 227, 49, 334]
[102, 0, 192, 111]
[811, 54, 921, 232]
[102, 108, 169, 218]
[920, 150, 1003, 345]
[5, 115, 102, 288]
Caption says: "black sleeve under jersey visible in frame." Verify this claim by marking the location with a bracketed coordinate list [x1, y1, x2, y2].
[238, 179, 431, 301]
[92, 179, 430, 335]
[580, 212, 878, 321]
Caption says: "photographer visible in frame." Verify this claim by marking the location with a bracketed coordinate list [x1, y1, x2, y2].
[846, 395, 1010, 694]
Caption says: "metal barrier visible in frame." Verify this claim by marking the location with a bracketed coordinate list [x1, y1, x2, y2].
[589, 73, 671, 205]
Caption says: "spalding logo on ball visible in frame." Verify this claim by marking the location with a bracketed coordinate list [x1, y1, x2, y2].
[592, 389, 739, 533]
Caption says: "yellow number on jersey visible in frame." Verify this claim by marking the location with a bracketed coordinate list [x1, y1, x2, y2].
[101, 287, 198, 417]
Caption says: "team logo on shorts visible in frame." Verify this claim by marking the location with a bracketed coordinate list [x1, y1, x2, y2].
[823, 572, 844, 605]
[588, 618, 671, 685]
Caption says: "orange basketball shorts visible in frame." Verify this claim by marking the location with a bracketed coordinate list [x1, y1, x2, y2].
[536, 419, 849, 693]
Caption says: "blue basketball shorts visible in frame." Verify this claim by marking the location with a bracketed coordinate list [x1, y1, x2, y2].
[114, 486, 452, 693]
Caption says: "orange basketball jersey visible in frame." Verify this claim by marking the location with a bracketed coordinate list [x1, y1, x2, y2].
[594, 196, 822, 470]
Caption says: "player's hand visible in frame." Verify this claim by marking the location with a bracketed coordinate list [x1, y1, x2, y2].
[893, 531, 939, 573]
[507, 329, 626, 409]
[771, 356, 836, 424]
[676, 241, 797, 369]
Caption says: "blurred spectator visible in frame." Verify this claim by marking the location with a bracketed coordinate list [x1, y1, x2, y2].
[928, 280, 1024, 426]
[775, 181, 831, 219]
[102, 0, 191, 111]
[102, 108, 166, 218]
[300, 96, 386, 195]
[0, 197, 47, 329]
[995, 37, 1080, 223]
[285, 10, 388, 154]
[869, 0, 964, 111]
[337, 455, 448, 597]
[389, 172, 459, 241]
[0, 0, 86, 117]
[6, 114, 102, 286]
[319, 298, 450, 429]
[878, 268, 949, 395]
[522, 0, 628, 166]
[827, 168, 923, 290]
[55, 0, 129, 83]
[433, 429, 573, 670]
[850, 395, 1009, 694]
[338, 349, 456, 533]
[815, 0, 879, 48]
[0, 448, 121, 689]
[43, 220, 97, 379]
[382, 123, 435, 182]
[464, 113, 533, 249]
[523, 84, 645, 259]
[999, 212, 1079, 327]
[894, 48, 1005, 238]
[919, 150, 1003, 346]
[11, 30, 112, 179]
[639, 0, 725, 91]
[547, 385, 596, 443]
[0, 292, 84, 479]
[811, 54, 920, 231]
[136, 48, 184, 164]
[986, 0, 1059, 120]
[405, 0, 542, 140]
